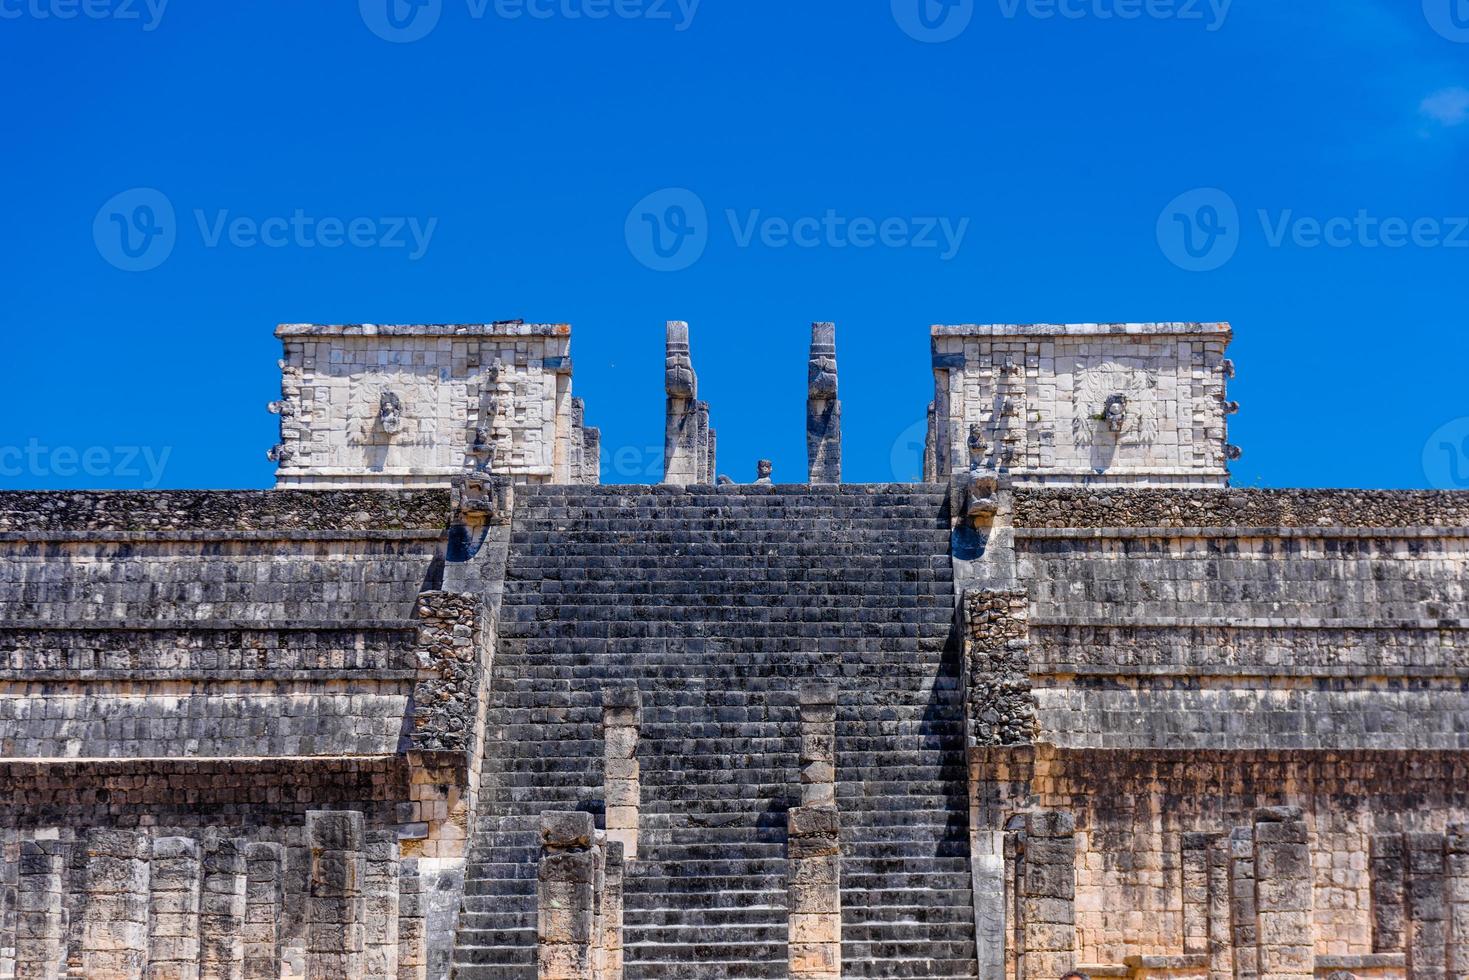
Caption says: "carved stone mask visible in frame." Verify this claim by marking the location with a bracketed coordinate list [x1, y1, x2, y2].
[379, 392, 405, 435]
[967, 424, 988, 469]
[757, 459, 773, 479]
[1102, 394, 1128, 434]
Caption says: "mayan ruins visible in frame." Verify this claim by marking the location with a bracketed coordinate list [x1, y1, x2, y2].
[1, 317, 1466, 980]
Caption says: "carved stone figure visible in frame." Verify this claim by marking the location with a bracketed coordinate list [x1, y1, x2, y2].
[378, 392, 405, 435]
[963, 424, 999, 525]
[807, 322, 842, 483]
[1102, 394, 1128, 435]
[756, 459, 773, 484]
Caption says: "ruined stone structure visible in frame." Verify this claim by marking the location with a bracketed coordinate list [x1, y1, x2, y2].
[1, 320, 1465, 980]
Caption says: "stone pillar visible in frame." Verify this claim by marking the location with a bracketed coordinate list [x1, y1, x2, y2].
[537, 811, 598, 980]
[1447, 826, 1469, 980]
[1206, 834, 1235, 980]
[1017, 811, 1076, 980]
[397, 857, 426, 980]
[1374, 832, 1409, 954]
[788, 807, 841, 980]
[1251, 806, 1314, 980]
[603, 686, 642, 861]
[806, 321, 841, 484]
[1182, 833, 1210, 958]
[1408, 832, 1449, 980]
[79, 828, 151, 979]
[149, 837, 202, 980]
[662, 321, 714, 486]
[1228, 826, 1258, 980]
[799, 685, 838, 808]
[242, 842, 283, 980]
[971, 826, 1006, 980]
[2, 831, 16, 980]
[601, 840, 625, 980]
[305, 811, 366, 980]
[15, 838, 66, 980]
[363, 831, 401, 980]
[789, 683, 840, 980]
[278, 839, 311, 979]
[199, 835, 246, 980]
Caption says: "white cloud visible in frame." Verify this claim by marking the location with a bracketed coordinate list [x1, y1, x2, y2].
[1421, 87, 1469, 127]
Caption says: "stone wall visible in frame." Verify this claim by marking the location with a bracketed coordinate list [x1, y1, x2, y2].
[963, 485, 1469, 977]
[928, 323, 1235, 486]
[270, 323, 599, 488]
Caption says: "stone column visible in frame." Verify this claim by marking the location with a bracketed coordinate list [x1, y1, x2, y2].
[537, 811, 598, 980]
[363, 831, 401, 980]
[1228, 826, 1258, 980]
[603, 686, 642, 861]
[199, 835, 246, 980]
[1182, 833, 1210, 959]
[278, 839, 310, 979]
[15, 838, 66, 980]
[1447, 826, 1469, 980]
[1017, 811, 1076, 980]
[601, 841, 625, 980]
[397, 857, 426, 980]
[242, 842, 283, 980]
[2, 831, 16, 980]
[149, 837, 202, 980]
[305, 811, 366, 980]
[1374, 832, 1408, 954]
[788, 807, 841, 980]
[1206, 834, 1235, 980]
[1251, 806, 1314, 980]
[790, 683, 840, 980]
[79, 828, 151, 979]
[662, 321, 714, 486]
[1407, 832, 1449, 980]
[806, 322, 841, 484]
[799, 685, 838, 808]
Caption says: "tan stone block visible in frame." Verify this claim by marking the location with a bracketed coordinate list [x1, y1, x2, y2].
[790, 941, 841, 975]
[606, 806, 639, 831]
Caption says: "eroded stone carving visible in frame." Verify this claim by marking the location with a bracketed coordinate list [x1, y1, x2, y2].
[378, 391, 405, 435]
[807, 322, 842, 484]
[756, 459, 773, 485]
[1102, 393, 1128, 434]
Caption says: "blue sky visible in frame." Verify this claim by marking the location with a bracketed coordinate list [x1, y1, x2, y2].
[3, 0, 1467, 490]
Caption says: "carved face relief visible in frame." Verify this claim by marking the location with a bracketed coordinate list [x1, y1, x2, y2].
[1103, 394, 1128, 434]
[757, 459, 773, 479]
[379, 392, 405, 435]
[967, 423, 988, 469]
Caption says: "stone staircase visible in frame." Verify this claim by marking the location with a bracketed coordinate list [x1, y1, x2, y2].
[451, 484, 976, 980]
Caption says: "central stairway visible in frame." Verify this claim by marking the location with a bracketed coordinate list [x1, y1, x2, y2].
[452, 484, 977, 979]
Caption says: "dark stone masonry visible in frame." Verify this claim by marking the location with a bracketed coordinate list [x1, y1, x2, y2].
[0, 320, 1466, 980]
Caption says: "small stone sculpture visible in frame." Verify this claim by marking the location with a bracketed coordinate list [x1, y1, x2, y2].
[963, 424, 999, 525]
[379, 392, 405, 435]
[755, 460, 773, 484]
[1102, 394, 1128, 435]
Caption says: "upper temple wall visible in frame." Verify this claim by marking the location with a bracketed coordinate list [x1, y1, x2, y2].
[269, 322, 600, 488]
[928, 322, 1236, 487]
